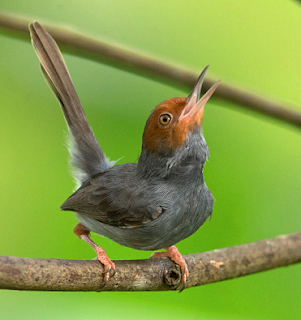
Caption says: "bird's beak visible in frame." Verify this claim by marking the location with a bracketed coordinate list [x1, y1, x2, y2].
[179, 66, 220, 126]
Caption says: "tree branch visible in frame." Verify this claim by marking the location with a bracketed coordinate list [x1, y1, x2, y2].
[1, 13, 301, 129]
[1, 232, 300, 291]
[0, 13, 300, 292]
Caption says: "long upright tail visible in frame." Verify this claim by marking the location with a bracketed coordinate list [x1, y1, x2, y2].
[29, 21, 112, 184]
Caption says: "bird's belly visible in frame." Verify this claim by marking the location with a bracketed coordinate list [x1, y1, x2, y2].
[77, 183, 213, 251]
[77, 201, 212, 251]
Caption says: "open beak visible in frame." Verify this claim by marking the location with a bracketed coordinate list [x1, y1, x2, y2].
[179, 66, 220, 125]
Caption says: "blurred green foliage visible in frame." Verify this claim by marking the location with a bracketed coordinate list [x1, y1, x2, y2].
[0, 1, 301, 319]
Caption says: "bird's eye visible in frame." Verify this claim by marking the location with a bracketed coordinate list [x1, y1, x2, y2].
[158, 113, 172, 126]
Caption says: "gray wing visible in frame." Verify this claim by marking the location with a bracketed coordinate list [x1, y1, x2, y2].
[29, 21, 111, 184]
[61, 163, 163, 228]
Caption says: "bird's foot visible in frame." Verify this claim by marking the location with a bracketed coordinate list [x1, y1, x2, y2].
[73, 223, 116, 284]
[150, 245, 189, 292]
[93, 246, 116, 283]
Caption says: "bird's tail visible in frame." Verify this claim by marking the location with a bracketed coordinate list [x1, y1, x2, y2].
[29, 21, 112, 185]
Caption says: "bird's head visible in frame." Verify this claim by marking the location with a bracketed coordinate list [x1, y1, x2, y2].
[141, 66, 219, 157]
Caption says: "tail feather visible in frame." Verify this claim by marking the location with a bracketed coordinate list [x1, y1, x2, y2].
[29, 21, 112, 184]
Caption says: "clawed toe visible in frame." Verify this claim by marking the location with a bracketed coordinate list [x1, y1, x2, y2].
[102, 262, 116, 284]
[178, 265, 189, 292]
[102, 262, 116, 278]
[94, 247, 116, 283]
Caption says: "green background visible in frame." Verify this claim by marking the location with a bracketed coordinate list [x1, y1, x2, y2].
[1, 1, 301, 319]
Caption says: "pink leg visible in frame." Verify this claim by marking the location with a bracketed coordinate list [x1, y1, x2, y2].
[151, 246, 189, 291]
[73, 223, 116, 283]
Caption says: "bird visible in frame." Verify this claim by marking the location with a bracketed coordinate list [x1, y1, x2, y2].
[29, 21, 219, 291]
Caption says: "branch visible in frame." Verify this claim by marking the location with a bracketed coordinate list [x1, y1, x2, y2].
[1, 232, 300, 291]
[1, 13, 301, 129]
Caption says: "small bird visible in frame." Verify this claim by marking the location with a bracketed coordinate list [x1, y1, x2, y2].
[29, 21, 219, 291]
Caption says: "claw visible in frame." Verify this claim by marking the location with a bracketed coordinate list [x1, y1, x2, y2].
[178, 264, 189, 292]
[102, 263, 116, 277]
[179, 280, 186, 292]
[111, 266, 116, 277]
[102, 267, 111, 275]
[103, 270, 109, 284]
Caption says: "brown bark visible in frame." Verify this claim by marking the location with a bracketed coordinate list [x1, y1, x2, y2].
[1, 232, 300, 292]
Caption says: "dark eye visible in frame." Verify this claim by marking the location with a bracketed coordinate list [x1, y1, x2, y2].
[159, 113, 172, 126]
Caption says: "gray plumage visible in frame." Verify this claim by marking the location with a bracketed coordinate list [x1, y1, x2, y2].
[30, 21, 215, 252]
[29, 22, 112, 185]
[67, 129, 213, 250]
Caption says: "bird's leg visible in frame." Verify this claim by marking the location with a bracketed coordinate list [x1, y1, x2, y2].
[150, 246, 189, 291]
[73, 223, 116, 283]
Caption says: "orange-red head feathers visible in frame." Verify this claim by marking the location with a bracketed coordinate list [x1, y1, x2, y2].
[142, 66, 219, 154]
